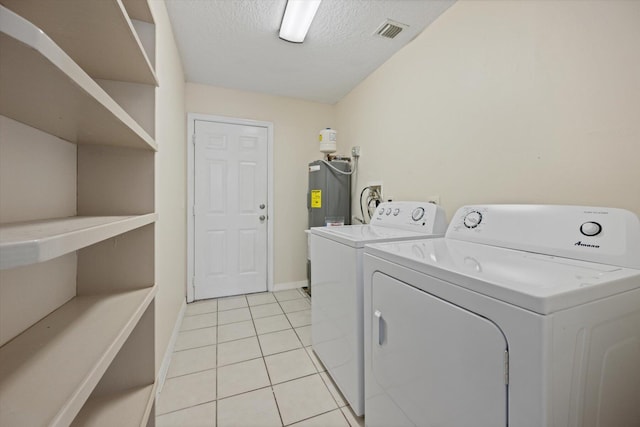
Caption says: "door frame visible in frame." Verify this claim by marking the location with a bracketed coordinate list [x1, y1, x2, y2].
[186, 113, 274, 303]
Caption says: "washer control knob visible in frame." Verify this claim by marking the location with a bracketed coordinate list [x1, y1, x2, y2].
[411, 207, 425, 221]
[393, 208, 400, 216]
[378, 208, 384, 215]
[580, 221, 602, 237]
[463, 211, 483, 229]
[385, 208, 392, 215]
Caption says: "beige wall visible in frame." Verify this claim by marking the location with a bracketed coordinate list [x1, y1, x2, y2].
[171, 0, 640, 292]
[150, 0, 187, 371]
[186, 84, 337, 285]
[337, 0, 640, 220]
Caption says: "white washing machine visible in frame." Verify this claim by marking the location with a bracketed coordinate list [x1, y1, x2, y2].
[363, 205, 640, 427]
[311, 201, 447, 416]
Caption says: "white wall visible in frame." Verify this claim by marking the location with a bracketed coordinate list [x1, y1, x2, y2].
[186, 84, 337, 285]
[150, 0, 187, 372]
[336, 0, 640, 219]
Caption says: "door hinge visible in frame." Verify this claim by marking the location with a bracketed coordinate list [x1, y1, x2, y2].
[504, 350, 509, 385]
[192, 134, 196, 145]
[192, 205, 196, 217]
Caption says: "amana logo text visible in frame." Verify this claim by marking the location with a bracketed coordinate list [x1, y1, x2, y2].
[575, 241, 600, 249]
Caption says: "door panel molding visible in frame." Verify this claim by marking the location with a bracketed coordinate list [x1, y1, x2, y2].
[187, 113, 274, 302]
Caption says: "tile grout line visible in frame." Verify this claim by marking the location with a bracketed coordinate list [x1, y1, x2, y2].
[271, 289, 308, 426]
[254, 314, 296, 336]
[247, 294, 285, 426]
[203, 330, 313, 372]
[216, 383, 274, 401]
[179, 325, 217, 333]
[288, 290, 354, 426]
[156, 399, 217, 419]
[284, 407, 347, 427]
[274, 293, 303, 342]
[319, 371, 349, 409]
[173, 341, 216, 354]
[215, 300, 219, 427]
[157, 302, 217, 420]
[164, 290, 332, 426]
[165, 366, 217, 382]
[218, 344, 305, 367]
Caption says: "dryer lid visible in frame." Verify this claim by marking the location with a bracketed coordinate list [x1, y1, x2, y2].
[365, 238, 640, 314]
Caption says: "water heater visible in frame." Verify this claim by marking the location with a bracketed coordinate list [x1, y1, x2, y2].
[308, 160, 351, 228]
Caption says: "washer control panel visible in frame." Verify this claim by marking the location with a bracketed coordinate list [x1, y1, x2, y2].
[371, 201, 447, 234]
[446, 205, 640, 269]
[463, 211, 483, 229]
[411, 207, 425, 221]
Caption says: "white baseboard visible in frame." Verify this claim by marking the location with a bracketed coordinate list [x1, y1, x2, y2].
[272, 280, 308, 292]
[156, 299, 187, 398]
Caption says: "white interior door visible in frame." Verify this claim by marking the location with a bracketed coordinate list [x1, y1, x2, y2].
[194, 119, 268, 299]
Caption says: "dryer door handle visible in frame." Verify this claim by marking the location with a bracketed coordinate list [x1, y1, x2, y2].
[374, 310, 384, 345]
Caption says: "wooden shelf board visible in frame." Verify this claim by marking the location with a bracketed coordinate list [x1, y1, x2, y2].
[1, 0, 156, 84]
[0, 214, 157, 270]
[71, 384, 156, 427]
[122, 0, 155, 24]
[0, 7, 157, 151]
[0, 286, 157, 427]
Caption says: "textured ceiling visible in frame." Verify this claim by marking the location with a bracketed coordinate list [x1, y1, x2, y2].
[164, 0, 455, 104]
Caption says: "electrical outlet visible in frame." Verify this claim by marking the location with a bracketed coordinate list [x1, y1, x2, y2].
[351, 146, 361, 158]
[369, 184, 382, 200]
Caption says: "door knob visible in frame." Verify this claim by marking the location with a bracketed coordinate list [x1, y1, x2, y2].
[259, 215, 266, 221]
[259, 204, 266, 209]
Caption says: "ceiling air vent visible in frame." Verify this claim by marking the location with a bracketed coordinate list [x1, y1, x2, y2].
[375, 20, 408, 39]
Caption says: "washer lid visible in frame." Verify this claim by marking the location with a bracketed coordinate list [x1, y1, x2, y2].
[365, 238, 640, 314]
[311, 224, 441, 248]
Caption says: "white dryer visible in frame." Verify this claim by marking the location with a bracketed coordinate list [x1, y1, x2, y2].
[311, 201, 447, 416]
[363, 205, 640, 427]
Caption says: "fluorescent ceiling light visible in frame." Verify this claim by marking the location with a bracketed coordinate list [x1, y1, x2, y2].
[279, 0, 322, 43]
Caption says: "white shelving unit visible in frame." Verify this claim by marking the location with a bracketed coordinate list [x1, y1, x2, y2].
[71, 384, 156, 427]
[0, 214, 157, 269]
[0, 7, 156, 150]
[122, 0, 155, 24]
[0, 288, 156, 426]
[0, 1, 158, 425]
[1, 0, 157, 85]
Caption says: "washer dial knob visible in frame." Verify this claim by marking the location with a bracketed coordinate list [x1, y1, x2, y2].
[393, 208, 400, 216]
[385, 208, 392, 215]
[463, 211, 483, 229]
[378, 208, 384, 215]
[411, 207, 425, 221]
[580, 221, 602, 237]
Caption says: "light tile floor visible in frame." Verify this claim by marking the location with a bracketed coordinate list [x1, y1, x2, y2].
[156, 288, 365, 427]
